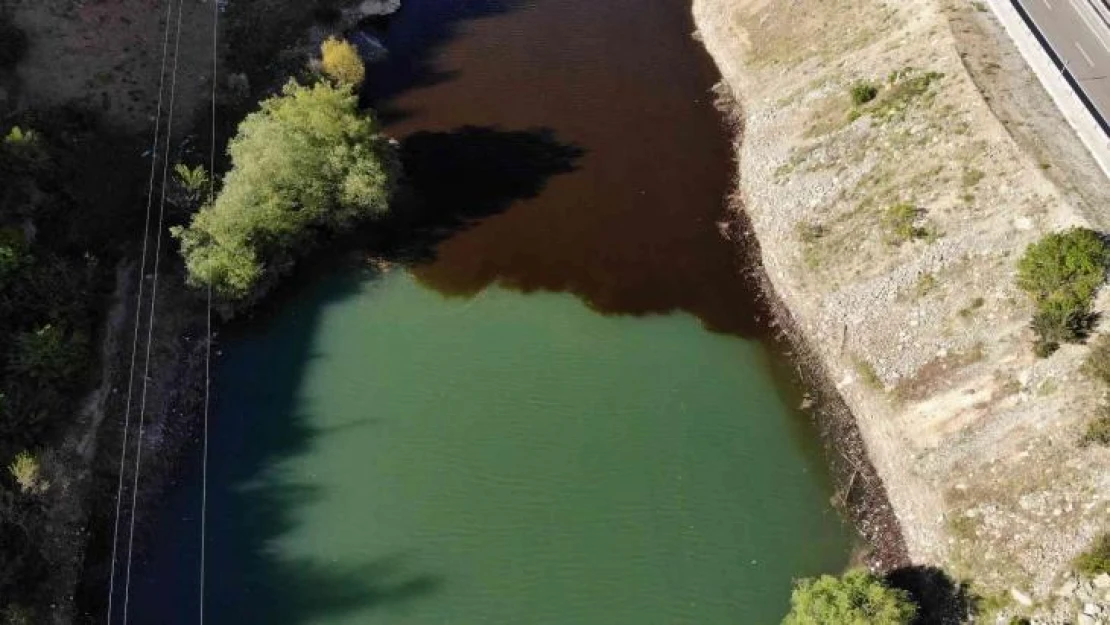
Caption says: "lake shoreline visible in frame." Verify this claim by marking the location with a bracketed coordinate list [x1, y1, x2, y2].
[709, 86, 910, 571]
[692, 0, 1110, 617]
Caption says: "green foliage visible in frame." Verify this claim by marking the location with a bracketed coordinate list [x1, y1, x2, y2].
[7, 452, 45, 495]
[883, 203, 929, 243]
[7, 325, 83, 385]
[783, 569, 917, 625]
[174, 163, 210, 205]
[1075, 533, 1110, 576]
[1, 127, 46, 172]
[319, 37, 366, 87]
[872, 70, 944, 121]
[1017, 228, 1110, 355]
[173, 79, 395, 301]
[0, 229, 29, 289]
[850, 81, 879, 106]
[3, 127, 35, 147]
[0, 62, 145, 620]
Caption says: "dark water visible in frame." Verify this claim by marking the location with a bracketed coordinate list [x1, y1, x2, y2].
[368, 0, 761, 336]
[126, 1, 853, 623]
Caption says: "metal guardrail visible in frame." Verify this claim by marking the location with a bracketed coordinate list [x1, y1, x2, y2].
[1088, 0, 1110, 31]
[1011, 0, 1110, 138]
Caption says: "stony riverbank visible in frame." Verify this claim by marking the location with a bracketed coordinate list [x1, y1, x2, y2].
[693, 0, 1110, 621]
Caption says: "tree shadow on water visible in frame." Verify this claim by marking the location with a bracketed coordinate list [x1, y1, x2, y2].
[123, 267, 441, 625]
[359, 0, 531, 124]
[886, 565, 980, 625]
[381, 125, 584, 261]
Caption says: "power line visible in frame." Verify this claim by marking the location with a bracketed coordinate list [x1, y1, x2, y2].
[199, 0, 220, 620]
[105, 0, 177, 618]
[120, 0, 187, 620]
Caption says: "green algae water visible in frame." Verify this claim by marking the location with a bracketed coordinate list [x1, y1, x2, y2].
[133, 267, 849, 623]
[126, 0, 854, 621]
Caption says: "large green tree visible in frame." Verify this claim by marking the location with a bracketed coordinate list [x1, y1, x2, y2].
[783, 569, 917, 625]
[173, 79, 395, 301]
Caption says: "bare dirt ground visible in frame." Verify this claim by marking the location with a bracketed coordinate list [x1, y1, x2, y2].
[10, 0, 216, 134]
[693, 0, 1110, 621]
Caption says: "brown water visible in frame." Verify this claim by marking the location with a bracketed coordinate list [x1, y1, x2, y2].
[117, 1, 856, 623]
[369, 0, 763, 337]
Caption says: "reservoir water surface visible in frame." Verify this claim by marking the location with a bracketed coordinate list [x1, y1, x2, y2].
[130, 0, 852, 622]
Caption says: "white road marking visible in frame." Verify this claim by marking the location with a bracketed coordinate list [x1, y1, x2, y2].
[1069, 0, 1110, 53]
[1077, 40, 1097, 65]
[1044, 0, 1054, 9]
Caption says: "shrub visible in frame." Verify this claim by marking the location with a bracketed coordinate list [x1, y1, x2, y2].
[796, 221, 825, 244]
[7, 325, 82, 385]
[319, 37, 365, 88]
[1017, 228, 1110, 354]
[883, 203, 928, 243]
[7, 451, 46, 495]
[1081, 412, 1110, 447]
[851, 80, 879, 106]
[1075, 533, 1110, 576]
[173, 80, 395, 301]
[784, 569, 917, 625]
[0, 229, 28, 289]
[173, 163, 210, 206]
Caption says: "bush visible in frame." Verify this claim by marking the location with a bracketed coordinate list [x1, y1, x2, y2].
[173, 79, 395, 301]
[1081, 413, 1110, 446]
[7, 325, 82, 385]
[783, 569, 918, 625]
[319, 37, 365, 87]
[851, 80, 879, 106]
[0, 229, 29, 289]
[1075, 533, 1110, 576]
[6, 452, 45, 495]
[883, 203, 928, 243]
[1017, 228, 1110, 354]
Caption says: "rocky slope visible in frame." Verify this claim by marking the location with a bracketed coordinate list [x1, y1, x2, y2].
[692, 0, 1110, 620]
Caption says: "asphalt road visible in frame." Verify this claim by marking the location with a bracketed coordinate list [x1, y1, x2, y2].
[1017, 0, 1110, 128]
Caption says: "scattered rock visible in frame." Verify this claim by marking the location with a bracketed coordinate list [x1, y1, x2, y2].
[1094, 573, 1110, 590]
[357, 0, 401, 16]
[1011, 588, 1034, 606]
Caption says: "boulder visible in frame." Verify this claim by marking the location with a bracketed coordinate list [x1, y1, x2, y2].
[1010, 588, 1034, 607]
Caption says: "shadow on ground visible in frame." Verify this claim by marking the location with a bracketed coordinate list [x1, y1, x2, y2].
[887, 565, 981, 625]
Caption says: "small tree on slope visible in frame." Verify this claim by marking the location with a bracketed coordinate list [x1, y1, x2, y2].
[783, 569, 917, 625]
